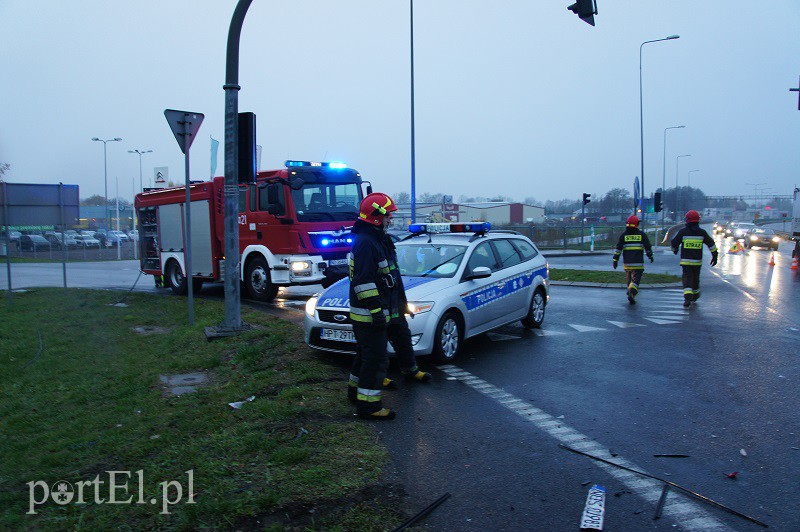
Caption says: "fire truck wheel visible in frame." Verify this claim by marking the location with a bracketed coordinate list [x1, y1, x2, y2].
[245, 256, 279, 302]
[166, 259, 188, 296]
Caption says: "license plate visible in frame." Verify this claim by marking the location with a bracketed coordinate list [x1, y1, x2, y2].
[320, 328, 355, 343]
[328, 258, 348, 266]
[580, 485, 606, 530]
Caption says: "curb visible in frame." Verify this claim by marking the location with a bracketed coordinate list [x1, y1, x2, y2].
[550, 281, 682, 289]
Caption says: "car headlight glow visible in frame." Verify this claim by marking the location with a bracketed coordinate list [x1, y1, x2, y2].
[750, 236, 758, 241]
[772, 236, 780, 242]
[407, 301, 434, 315]
[291, 261, 311, 272]
[305, 296, 318, 318]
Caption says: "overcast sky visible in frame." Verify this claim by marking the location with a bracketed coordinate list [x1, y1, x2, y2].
[1, 1, 799, 206]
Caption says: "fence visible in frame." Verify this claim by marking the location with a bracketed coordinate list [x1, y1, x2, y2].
[2, 239, 140, 261]
[498, 224, 665, 250]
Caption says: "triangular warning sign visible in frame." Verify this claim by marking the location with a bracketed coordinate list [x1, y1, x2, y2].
[164, 109, 204, 154]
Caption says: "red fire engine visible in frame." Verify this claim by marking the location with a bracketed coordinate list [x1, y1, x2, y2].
[134, 160, 369, 302]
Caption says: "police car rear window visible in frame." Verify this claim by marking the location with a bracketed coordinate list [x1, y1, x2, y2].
[493, 239, 522, 269]
[510, 238, 539, 261]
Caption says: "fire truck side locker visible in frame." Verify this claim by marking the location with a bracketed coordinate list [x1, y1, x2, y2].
[154, 201, 215, 285]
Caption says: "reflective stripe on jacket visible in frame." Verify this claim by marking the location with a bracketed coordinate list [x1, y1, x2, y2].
[670, 223, 717, 267]
[613, 228, 653, 271]
[348, 220, 407, 323]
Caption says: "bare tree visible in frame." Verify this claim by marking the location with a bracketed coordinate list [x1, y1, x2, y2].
[0, 163, 9, 177]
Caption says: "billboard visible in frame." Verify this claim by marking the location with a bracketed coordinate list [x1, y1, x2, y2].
[0, 182, 80, 227]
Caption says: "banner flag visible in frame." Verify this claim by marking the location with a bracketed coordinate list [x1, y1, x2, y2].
[210, 136, 219, 178]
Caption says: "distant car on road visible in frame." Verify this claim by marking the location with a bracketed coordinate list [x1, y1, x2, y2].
[745, 227, 780, 250]
[19, 235, 52, 252]
[712, 221, 728, 235]
[733, 223, 756, 239]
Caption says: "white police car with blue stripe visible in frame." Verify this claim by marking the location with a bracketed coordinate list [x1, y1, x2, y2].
[304, 222, 550, 362]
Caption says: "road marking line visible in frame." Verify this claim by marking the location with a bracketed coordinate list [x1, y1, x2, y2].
[568, 324, 608, 333]
[644, 317, 682, 325]
[437, 366, 729, 531]
[607, 320, 645, 328]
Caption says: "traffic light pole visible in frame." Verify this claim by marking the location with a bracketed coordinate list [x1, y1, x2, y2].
[580, 202, 585, 251]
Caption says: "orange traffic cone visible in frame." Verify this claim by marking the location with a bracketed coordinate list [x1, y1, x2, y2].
[768, 253, 775, 266]
[792, 257, 799, 270]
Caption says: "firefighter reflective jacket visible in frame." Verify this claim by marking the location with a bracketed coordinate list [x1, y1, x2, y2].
[348, 220, 407, 324]
[613, 227, 653, 270]
[670, 222, 718, 267]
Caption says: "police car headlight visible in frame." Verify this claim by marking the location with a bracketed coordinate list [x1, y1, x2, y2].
[291, 261, 311, 272]
[305, 296, 318, 318]
[407, 301, 434, 315]
[750, 236, 758, 242]
[772, 236, 780, 242]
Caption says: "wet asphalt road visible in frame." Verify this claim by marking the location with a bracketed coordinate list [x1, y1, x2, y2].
[3, 232, 799, 530]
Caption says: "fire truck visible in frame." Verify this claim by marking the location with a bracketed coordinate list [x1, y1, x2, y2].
[134, 160, 370, 302]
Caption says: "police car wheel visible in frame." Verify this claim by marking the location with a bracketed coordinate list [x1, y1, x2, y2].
[432, 311, 463, 363]
[245, 256, 279, 302]
[521, 289, 546, 329]
[166, 259, 188, 296]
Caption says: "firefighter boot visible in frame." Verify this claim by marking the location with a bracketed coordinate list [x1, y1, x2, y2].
[356, 401, 396, 420]
[347, 375, 358, 404]
[692, 292, 701, 302]
[383, 377, 398, 390]
[683, 296, 692, 308]
[403, 366, 432, 383]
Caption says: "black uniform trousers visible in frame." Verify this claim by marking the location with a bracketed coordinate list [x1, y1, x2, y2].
[681, 265, 702, 301]
[351, 317, 417, 412]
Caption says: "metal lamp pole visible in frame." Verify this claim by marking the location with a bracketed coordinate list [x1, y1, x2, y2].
[661, 125, 684, 231]
[639, 35, 679, 228]
[128, 149, 153, 193]
[92, 137, 122, 232]
[688, 169, 700, 188]
[410, 0, 416, 223]
[675, 154, 691, 215]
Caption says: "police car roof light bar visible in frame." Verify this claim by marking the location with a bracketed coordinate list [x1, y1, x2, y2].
[285, 160, 348, 169]
[408, 222, 491, 235]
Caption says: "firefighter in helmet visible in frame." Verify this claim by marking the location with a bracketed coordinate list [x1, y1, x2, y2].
[347, 192, 431, 420]
[670, 210, 718, 307]
[613, 215, 654, 304]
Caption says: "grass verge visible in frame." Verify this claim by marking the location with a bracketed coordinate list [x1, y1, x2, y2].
[549, 268, 680, 284]
[0, 289, 405, 529]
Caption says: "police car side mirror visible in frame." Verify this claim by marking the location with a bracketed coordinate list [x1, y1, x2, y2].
[466, 266, 492, 280]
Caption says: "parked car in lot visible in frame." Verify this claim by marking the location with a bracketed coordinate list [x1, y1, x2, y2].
[45, 233, 82, 249]
[744, 227, 780, 250]
[105, 233, 126, 247]
[108, 230, 129, 243]
[19, 235, 52, 251]
[304, 222, 550, 362]
[75, 234, 101, 248]
[3, 230, 23, 244]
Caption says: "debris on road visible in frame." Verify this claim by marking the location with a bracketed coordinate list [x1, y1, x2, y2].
[394, 492, 451, 531]
[579, 484, 606, 530]
[653, 454, 690, 458]
[228, 395, 256, 409]
[724, 471, 739, 479]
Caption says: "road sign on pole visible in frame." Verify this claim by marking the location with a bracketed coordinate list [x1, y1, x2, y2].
[164, 109, 205, 326]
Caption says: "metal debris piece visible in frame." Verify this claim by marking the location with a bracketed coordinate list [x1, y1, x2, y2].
[394, 492, 451, 531]
[653, 454, 690, 458]
[653, 485, 670, 520]
[558, 444, 768, 528]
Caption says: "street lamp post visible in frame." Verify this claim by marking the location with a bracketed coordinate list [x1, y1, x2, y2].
[661, 125, 685, 232]
[639, 34, 679, 228]
[675, 154, 691, 215]
[92, 137, 122, 232]
[128, 149, 153, 193]
[409, 0, 416, 223]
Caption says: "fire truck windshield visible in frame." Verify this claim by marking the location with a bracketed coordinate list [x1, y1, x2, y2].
[291, 182, 362, 222]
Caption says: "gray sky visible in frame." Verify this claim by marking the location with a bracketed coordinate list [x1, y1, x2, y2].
[1, 1, 799, 206]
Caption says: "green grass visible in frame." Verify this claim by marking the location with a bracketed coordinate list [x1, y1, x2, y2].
[550, 268, 680, 284]
[0, 289, 405, 529]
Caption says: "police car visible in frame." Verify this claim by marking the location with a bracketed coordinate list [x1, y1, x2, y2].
[303, 222, 550, 362]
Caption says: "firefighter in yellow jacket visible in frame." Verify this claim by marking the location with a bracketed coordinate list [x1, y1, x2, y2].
[613, 215, 654, 305]
[671, 210, 718, 307]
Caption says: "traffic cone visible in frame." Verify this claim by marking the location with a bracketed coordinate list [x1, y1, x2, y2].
[792, 257, 799, 270]
[769, 253, 775, 267]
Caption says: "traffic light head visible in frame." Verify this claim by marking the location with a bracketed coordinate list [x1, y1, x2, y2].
[582, 193, 591, 205]
[654, 192, 663, 213]
[568, 0, 597, 26]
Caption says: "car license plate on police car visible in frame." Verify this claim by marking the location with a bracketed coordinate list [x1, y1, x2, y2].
[328, 258, 348, 266]
[321, 328, 355, 342]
